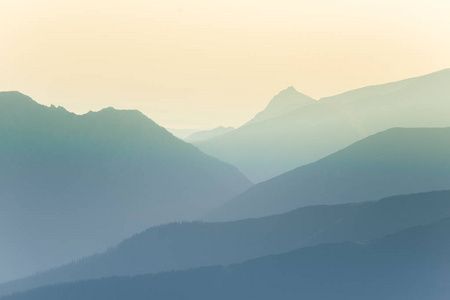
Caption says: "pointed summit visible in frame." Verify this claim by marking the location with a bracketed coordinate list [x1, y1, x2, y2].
[265, 86, 314, 111]
[245, 86, 316, 126]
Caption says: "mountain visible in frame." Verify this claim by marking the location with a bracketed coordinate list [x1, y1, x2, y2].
[0, 91, 252, 283]
[4, 217, 450, 300]
[209, 127, 450, 221]
[185, 126, 235, 143]
[195, 69, 450, 182]
[166, 128, 199, 139]
[2, 190, 450, 296]
[244, 86, 316, 126]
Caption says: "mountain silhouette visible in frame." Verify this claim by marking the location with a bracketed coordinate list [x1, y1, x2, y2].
[4, 217, 450, 300]
[185, 126, 235, 143]
[208, 127, 450, 221]
[0, 91, 252, 283]
[1, 190, 449, 296]
[244, 86, 316, 126]
[166, 128, 199, 139]
[194, 69, 450, 182]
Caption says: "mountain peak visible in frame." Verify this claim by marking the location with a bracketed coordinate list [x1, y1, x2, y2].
[283, 85, 297, 92]
[82, 107, 163, 131]
[282, 85, 297, 92]
[87, 107, 149, 120]
[244, 87, 316, 126]
[265, 86, 313, 109]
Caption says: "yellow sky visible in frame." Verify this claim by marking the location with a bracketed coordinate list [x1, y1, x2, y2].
[1, 0, 449, 128]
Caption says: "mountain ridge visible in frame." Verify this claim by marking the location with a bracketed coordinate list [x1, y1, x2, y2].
[0, 91, 252, 283]
[194, 69, 450, 182]
[185, 126, 235, 143]
[208, 127, 450, 220]
[4, 216, 450, 300]
[1, 190, 450, 296]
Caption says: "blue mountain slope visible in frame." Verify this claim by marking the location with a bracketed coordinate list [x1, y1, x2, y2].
[209, 127, 450, 220]
[0, 91, 252, 282]
[1, 190, 450, 296]
[4, 217, 450, 300]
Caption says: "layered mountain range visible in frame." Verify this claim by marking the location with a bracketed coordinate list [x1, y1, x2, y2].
[208, 127, 450, 220]
[1, 190, 449, 296]
[1, 68, 450, 300]
[194, 69, 450, 182]
[4, 216, 450, 300]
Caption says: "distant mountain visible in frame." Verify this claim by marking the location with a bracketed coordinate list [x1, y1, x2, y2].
[0, 91, 252, 283]
[166, 128, 199, 139]
[195, 69, 450, 182]
[209, 127, 450, 221]
[5, 217, 450, 300]
[244, 86, 316, 126]
[2, 190, 450, 296]
[185, 126, 235, 143]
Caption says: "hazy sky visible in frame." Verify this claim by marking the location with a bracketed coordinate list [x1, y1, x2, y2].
[1, 0, 449, 129]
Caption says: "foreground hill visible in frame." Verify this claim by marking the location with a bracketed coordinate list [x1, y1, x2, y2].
[209, 127, 450, 221]
[0, 91, 252, 282]
[4, 217, 450, 300]
[196, 69, 450, 182]
[2, 190, 449, 296]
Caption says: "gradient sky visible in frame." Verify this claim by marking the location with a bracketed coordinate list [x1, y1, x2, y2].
[1, 0, 449, 129]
